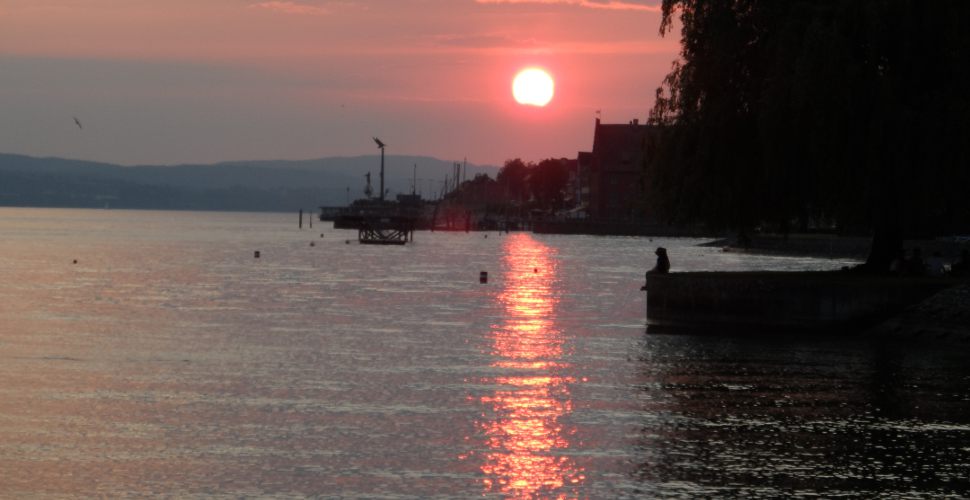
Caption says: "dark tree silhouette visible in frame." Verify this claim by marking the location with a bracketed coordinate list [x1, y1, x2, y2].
[530, 158, 570, 210]
[648, 0, 970, 270]
[497, 158, 529, 204]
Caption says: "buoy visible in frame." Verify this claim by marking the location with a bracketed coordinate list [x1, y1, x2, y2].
[321, 233, 325, 238]
[480, 271, 488, 284]
[72, 259, 77, 264]
[254, 250, 261, 258]
[310, 242, 315, 247]
[534, 268, 538, 273]
[345, 240, 350, 244]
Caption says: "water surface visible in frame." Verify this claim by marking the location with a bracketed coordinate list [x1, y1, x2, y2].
[0, 208, 967, 498]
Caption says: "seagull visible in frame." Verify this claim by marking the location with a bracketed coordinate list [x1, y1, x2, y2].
[73, 117, 83, 130]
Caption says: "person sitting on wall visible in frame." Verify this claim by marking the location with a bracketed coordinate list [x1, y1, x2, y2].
[650, 247, 671, 275]
[641, 247, 671, 290]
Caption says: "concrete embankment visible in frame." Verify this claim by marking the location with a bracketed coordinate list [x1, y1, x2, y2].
[645, 272, 959, 333]
[532, 220, 710, 237]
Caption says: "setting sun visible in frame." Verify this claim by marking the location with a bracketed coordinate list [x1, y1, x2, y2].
[512, 68, 555, 107]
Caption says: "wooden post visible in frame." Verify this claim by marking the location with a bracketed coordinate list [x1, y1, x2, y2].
[299, 209, 303, 229]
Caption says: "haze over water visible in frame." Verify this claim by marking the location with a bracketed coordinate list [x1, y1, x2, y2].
[1, 208, 967, 498]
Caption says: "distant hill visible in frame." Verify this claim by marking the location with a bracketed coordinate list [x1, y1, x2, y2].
[0, 153, 497, 212]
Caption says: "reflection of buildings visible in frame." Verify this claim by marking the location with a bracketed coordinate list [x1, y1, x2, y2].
[478, 233, 584, 498]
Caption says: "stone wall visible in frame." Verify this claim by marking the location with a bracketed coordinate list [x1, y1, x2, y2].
[645, 272, 956, 332]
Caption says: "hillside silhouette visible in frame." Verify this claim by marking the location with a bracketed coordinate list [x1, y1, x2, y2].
[0, 153, 496, 212]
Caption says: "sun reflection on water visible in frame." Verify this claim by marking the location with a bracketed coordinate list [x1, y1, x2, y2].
[478, 233, 583, 498]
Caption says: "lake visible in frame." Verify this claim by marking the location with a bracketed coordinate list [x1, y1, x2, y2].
[0, 208, 967, 498]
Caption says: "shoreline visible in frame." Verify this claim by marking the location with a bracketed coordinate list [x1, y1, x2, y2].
[708, 233, 969, 262]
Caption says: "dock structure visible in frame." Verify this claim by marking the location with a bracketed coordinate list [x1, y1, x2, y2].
[358, 216, 415, 245]
[322, 198, 421, 245]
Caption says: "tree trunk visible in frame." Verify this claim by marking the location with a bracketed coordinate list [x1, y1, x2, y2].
[864, 219, 903, 273]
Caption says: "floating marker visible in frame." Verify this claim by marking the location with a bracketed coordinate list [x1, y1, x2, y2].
[254, 250, 261, 258]
[480, 271, 488, 284]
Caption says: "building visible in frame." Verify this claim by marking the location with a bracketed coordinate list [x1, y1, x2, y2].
[581, 118, 655, 222]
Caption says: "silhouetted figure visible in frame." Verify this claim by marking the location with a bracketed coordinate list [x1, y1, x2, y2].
[650, 247, 671, 274]
[640, 247, 671, 290]
[951, 249, 969, 278]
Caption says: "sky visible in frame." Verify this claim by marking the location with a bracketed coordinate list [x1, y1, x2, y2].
[0, 0, 677, 167]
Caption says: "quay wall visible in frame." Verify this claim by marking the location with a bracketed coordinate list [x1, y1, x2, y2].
[645, 272, 957, 332]
[533, 220, 709, 237]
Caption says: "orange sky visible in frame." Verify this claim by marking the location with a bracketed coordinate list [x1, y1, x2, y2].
[0, 0, 677, 166]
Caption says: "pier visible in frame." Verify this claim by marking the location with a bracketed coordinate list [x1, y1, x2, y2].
[357, 215, 415, 245]
[644, 272, 957, 332]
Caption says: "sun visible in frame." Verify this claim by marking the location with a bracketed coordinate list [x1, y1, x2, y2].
[512, 68, 554, 107]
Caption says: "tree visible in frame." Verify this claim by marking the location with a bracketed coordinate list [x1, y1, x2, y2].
[497, 158, 529, 204]
[649, 0, 970, 270]
[530, 158, 570, 210]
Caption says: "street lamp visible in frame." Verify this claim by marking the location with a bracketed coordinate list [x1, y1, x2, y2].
[373, 137, 386, 202]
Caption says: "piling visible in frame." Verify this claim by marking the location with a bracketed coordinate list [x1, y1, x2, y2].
[299, 209, 304, 229]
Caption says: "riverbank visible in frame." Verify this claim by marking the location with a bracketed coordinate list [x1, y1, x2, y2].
[708, 233, 969, 261]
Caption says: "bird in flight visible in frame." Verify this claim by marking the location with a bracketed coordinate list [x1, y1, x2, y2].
[73, 117, 83, 130]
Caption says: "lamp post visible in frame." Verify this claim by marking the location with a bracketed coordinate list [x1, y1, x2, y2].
[373, 137, 386, 202]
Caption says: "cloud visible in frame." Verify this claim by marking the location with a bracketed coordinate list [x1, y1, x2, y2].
[475, 0, 661, 12]
[249, 1, 329, 15]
